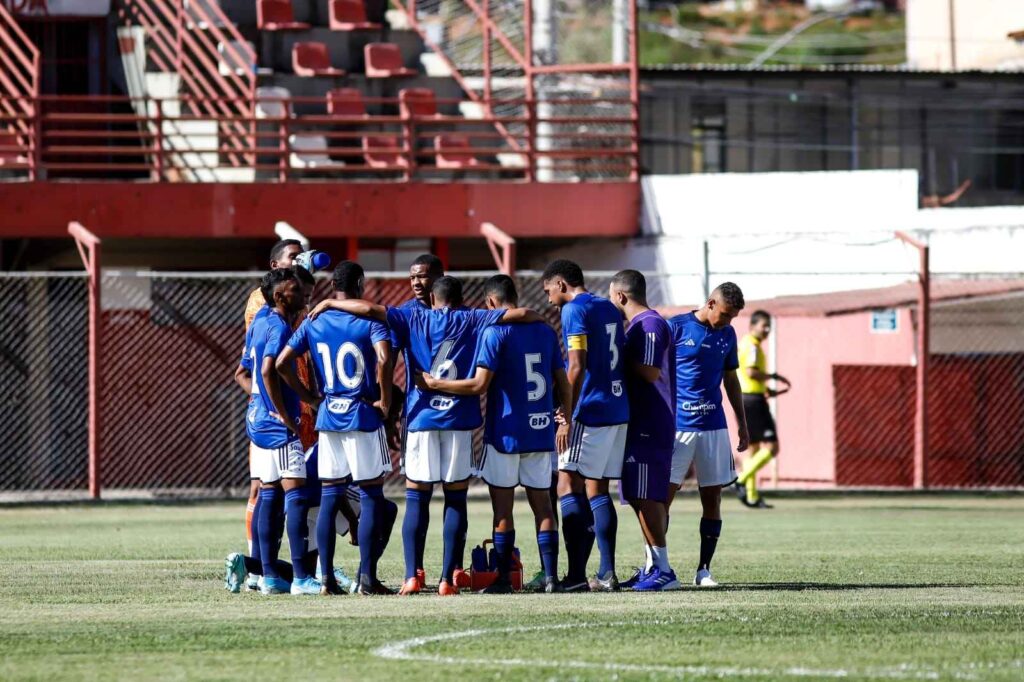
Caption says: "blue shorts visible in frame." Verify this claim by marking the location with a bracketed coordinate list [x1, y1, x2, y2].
[620, 446, 673, 504]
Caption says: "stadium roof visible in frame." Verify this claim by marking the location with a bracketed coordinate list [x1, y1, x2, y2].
[640, 64, 1024, 75]
[742, 279, 1024, 317]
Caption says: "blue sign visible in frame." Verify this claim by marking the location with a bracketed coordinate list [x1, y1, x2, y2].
[870, 309, 899, 334]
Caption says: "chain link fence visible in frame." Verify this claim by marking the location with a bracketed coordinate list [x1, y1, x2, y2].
[1, 268, 1022, 502]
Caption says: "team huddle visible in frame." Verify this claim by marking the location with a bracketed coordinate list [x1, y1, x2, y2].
[225, 242, 754, 596]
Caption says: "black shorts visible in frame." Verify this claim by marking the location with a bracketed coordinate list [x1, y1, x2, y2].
[742, 394, 778, 443]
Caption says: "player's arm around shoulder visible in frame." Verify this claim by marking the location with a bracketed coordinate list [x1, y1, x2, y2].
[308, 297, 386, 321]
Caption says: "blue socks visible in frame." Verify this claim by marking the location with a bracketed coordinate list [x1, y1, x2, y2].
[402, 489, 431, 580]
[317, 484, 344, 581]
[537, 530, 559, 580]
[257, 487, 282, 579]
[358, 485, 385, 583]
[493, 529, 515, 579]
[441, 489, 468, 583]
[250, 492, 263, 568]
[589, 494, 617, 577]
[285, 488, 310, 580]
[698, 517, 723, 571]
[559, 494, 587, 582]
[377, 498, 398, 559]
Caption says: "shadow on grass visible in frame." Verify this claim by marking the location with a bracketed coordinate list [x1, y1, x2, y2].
[708, 582, 979, 592]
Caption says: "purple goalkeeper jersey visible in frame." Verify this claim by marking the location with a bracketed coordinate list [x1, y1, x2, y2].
[624, 310, 676, 454]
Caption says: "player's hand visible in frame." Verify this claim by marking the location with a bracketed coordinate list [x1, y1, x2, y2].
[373, 398, 390, 418]
[553, 407, 567, 426]
[308, 300, 332, 320]
[556, 422, 571, 455]
[415, 371, 435, 391]
[736, 425, 749, 453]
[385, 421, 402, 452]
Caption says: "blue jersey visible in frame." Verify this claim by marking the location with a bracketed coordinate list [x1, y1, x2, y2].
[287, 310, 390, 433]
[669, 311, 739, 432]
[244, 310, 302, 448]
[386, 305, 505, 432]
[561, 292, 629, 427]
[475, 322, 563, 454]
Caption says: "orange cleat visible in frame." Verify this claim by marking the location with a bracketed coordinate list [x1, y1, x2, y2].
[415, 568, 426, 591]
[398, 577, 421, 595]
[453, 568, 471, 589]
[438, 579, 460, 596]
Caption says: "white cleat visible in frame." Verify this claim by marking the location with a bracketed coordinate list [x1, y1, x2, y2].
[694, 568, 719, 587]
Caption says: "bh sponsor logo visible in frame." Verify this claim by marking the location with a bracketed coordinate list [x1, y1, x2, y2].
[327, 397, 354, 414]
[430, 396, 455, 411]
[611, 380, 623, 397]
[529, 413, 551, 430]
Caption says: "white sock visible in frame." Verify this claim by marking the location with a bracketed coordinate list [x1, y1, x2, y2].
[651, 546, 670, 572]
[643, 544, 654, 571]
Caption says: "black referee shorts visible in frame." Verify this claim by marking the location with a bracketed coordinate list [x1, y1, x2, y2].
[742, 393, 778, 443]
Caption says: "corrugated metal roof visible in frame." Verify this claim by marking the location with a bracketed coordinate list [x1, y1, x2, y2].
[640, 63, 1023, 75]
[657, 279, 1024, 318]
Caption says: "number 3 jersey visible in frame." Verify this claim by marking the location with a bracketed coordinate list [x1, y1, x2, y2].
[560, 292, 630, 427]
[386, 305, 505, 432]
[288, 310, 390, 433]
[475, 321, 563, 454]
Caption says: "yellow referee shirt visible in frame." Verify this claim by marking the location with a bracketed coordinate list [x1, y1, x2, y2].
[737, 333, 767, 395]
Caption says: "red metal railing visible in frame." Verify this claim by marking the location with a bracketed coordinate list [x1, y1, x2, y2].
[0, 1, 40, 178]
[1, 93, 637, 181]
[117, 0, 256, 164]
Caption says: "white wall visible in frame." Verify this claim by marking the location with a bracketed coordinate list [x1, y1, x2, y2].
[907, 0, 1024, 70]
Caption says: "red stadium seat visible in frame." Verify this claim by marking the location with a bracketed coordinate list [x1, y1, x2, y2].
[362, 135, 409, 169]
[257, 0, 310, 30]
[329, 0, 381, 31]
[364, 43, 416, 78]
[435, 135, 481, 169]
[292, 42, 346, 77]
[327, 88, 367, 117]
[398, 88, 439, 118]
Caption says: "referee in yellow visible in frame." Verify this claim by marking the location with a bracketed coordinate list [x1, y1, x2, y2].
[735, 310, 789, 509]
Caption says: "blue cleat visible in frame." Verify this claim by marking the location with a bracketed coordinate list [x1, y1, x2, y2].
[290, 576, 322, 595]
[315, 565, 353, 591]
[246, 574, 260, 592]
[634, 567, 681, 592]
[259, 575, 291, 595]
[620, 566, 649, 590]
[224, 553, 246, 593]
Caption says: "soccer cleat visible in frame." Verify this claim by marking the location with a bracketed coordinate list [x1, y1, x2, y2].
[453, 568, 471, 589]
[542, 576, 563, 594]
[398, 577, 421, 595]
[694, 568, 719, 587]
[588, 571, 620, 592]
[371, 579, 395, 596]
[751, 497, 774, 509]
[415, 568, 426, 590]
[224, 553, 246, 594]
[259, 575, 291, 595]
[438, 579, 460, 596]
[320, 580, 347, 596]
[558, 577, 591, 593]
[290, 576, 322, 595]
[246, 573, 260, 591]
[315, 565, 354, 591]
[619, 566, 649, 590]
[524, 570, 547, 592]
[634, 567, 681, 592]
[479, 579, 514, 595]
[734, 483, 748, 505]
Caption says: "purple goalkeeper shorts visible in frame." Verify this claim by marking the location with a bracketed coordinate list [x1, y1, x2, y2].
[620, 445, 673, 504]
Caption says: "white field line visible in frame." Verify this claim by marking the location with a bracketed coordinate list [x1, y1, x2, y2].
[372, 622, 1018, 680]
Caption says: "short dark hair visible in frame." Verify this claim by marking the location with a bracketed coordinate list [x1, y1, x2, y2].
[260, 268, 298, 306]
[541, 259, 584, 287]
[412, 253, 444, 277]
[611, 269, 647, 302]
[270, 239, 302, 263]
[712, 282, 745, 310]
[750, 309, 771, 326]
[332, 260, 364, 295]
[292, 266, 315, 287]
[483, 274, 518, 305]
[432, 276, 463, 307]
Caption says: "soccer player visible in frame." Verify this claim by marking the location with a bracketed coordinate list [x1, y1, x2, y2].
[243, 268, 322, 595]
[419, 275, 569, 594]
[277, 261, 398, 595]
[309, 275, 544, 595]
[667, 282, 750, 587]
[608, 270, 679, 591]
[735, 310, 790, 509]
[541, 259, 629, 592]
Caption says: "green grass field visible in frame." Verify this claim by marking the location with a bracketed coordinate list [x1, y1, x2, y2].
[2, 495, 1023, 680]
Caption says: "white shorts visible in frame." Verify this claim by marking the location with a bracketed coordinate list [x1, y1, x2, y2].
[252, 440, 305, 483]
[670, 429, 736, 487]
[403, 430, 474, 484]
[478, 445, 554, 490]
[318, 427, 392, 483]
[558, 422, 627, 480]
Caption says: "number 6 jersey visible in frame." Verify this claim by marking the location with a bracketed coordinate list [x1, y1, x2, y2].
[288, 310, 390, 433]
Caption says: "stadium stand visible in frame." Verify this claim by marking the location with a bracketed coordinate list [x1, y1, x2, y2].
[292, 42, 347, 77]
[364, 43, 418, 78]
[328, 0, 382, 31]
